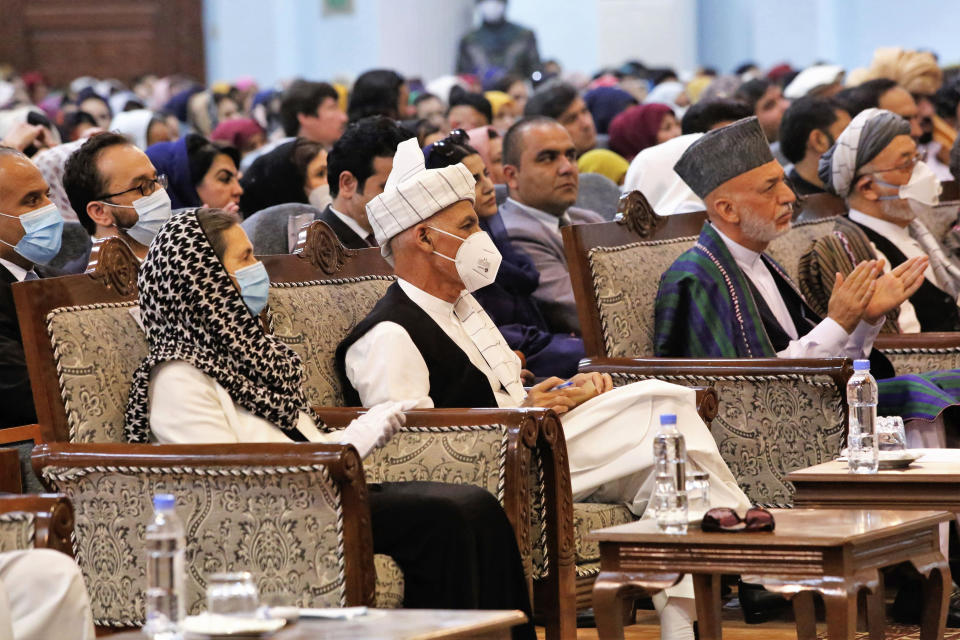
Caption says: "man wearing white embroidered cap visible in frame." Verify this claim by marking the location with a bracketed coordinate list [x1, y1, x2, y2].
[336, 138, 751, 640]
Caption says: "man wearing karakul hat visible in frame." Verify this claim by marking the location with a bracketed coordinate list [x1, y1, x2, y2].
[655, 116, 960, 441]
[336, 137, 753, 640]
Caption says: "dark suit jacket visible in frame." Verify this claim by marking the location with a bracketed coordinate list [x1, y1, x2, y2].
[0, 262, 59, 428]
[318, 206, 374, 250]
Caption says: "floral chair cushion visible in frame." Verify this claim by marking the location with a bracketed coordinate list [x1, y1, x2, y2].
[0, 512, 35, 552]
[363, 427, 506, 496]
[588, 237, 695, 358]
[268, 277, 395, 407]
[38, 463, 348, 627]
[573, 502, 634, 565]
[47, 303, 147, 443]
[374, 554, 405, 609]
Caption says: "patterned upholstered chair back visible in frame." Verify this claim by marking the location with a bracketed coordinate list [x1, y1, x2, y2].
[766, 218, 838, 285]
[587, 237, 696, 357]
[268, 277, 395, 407]
[46, 302, 147, 443]
[0, 512, 35, 551]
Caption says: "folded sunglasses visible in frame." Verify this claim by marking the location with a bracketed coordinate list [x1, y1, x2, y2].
[701, 507, 775, 533]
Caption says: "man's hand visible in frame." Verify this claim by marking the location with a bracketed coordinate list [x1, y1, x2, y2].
[864, 256, 928, 324]
[567, 372, 614, 394]
[1, 123, 49, 153]
[522, 377, 580, 415]
[827, 260, 879, 333]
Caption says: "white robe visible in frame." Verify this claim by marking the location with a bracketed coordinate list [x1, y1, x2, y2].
[0, 549, 95, 640]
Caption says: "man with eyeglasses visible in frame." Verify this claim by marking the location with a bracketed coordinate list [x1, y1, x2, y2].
[779, 96, 851, 195]
[63, 131, 173, 261]
[803, 108, 960, 334]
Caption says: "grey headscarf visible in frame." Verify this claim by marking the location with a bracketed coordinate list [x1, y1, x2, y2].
[818, 108, 911, 198]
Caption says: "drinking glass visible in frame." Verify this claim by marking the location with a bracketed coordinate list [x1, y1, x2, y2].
[206, 572, 259, 617]
[686, 470, 710, 520]
[876, 416, 907, 452]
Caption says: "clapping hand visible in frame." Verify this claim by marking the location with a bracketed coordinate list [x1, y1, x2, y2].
[864, 256, 928, 324]
[827, 260, 880, 333]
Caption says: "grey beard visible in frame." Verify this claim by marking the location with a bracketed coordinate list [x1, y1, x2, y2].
[739, 208, 791, 244]
[879, 198, 916, 223]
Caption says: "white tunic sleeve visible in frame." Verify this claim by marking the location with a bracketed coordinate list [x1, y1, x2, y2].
[343, 321, 435, 409]
[148, 360, 326, 444]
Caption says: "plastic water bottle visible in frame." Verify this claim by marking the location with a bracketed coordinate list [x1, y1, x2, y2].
[145, 494, 185, 638]
[847, 359, 879, 474]
[653, 414, 688, 534]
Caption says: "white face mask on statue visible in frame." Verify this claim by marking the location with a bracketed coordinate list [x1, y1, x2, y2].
[477, 0, 507, 23]
[308, 184, 332, 210]
[429, 226, 502, 292]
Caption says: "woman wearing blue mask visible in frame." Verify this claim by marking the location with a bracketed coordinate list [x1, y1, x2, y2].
[124, 208, 534, 633]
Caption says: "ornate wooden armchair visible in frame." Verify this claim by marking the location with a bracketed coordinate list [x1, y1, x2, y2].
[564, 192, 854, 509]
[276, 222, 720, 618]
[11, 239, 378, 629]
[265, 221, 576, 636]
[0, 491, 73, 555]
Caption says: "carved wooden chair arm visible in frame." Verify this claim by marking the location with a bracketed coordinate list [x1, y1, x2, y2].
[0, 492, 74, 555]
[874, 332, 960, 351]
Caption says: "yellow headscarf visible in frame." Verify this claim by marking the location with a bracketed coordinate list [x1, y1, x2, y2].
[484, 91, 516, 118]
[577, 149, 630, 186]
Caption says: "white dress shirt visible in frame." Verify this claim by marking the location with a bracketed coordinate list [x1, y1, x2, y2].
[329, 206, 372, 243]
[848, 209, 928, 333]
[713, 226, 881, 359]
[344, 279, 521, 409]
[0, 258, 36, 282]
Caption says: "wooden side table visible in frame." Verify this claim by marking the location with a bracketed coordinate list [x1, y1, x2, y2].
[589, 509, 951, 640]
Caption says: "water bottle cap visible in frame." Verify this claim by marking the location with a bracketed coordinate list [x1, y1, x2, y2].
[659, 414, 677, 426]
[153, 494, 175, 510]
[853, 359, 870, 372]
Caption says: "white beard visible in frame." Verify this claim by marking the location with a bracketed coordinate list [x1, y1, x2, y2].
[739, 207, 792, 244]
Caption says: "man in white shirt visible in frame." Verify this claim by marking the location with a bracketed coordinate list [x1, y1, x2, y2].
[803, 108, 960, 333]
[337, 137, 751, 640]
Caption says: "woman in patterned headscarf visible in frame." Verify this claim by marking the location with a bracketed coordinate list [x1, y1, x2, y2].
[124, 208, 535, 633]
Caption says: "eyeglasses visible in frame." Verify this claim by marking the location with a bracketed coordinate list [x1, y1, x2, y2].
[869, 151, 923, 175]
[431, 129, 470, 158]
[701, 507, 775, 533]
[99, 174, 168, 201]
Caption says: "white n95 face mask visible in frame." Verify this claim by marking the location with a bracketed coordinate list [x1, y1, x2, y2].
[308, 184, 332, 210]
[101, 187, 173, 246]
[876, 160, 942, 214]
[429, 227, 502, 292]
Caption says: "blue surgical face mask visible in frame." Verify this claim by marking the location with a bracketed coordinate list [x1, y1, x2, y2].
[0, 202, 64, 265]
[100, 188, 173, 246]
[230, 261, 270, 317]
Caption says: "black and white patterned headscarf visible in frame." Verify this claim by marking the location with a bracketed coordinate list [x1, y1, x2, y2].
[125, 209, 315, 443]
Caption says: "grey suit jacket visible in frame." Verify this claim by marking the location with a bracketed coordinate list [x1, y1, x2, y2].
[498, 199, 604, 334]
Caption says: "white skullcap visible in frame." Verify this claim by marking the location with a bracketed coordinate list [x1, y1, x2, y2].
[366, 138, 476, 263]
[784, 65, 845, 99]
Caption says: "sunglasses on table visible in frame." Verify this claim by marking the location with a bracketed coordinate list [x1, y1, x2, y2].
[701, 507, 775, 533]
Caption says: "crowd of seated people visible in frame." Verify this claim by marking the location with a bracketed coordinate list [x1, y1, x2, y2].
[5, 18, 960, 640]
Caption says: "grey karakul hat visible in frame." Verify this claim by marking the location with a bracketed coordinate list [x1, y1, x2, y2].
[673, 116, 775, 199]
